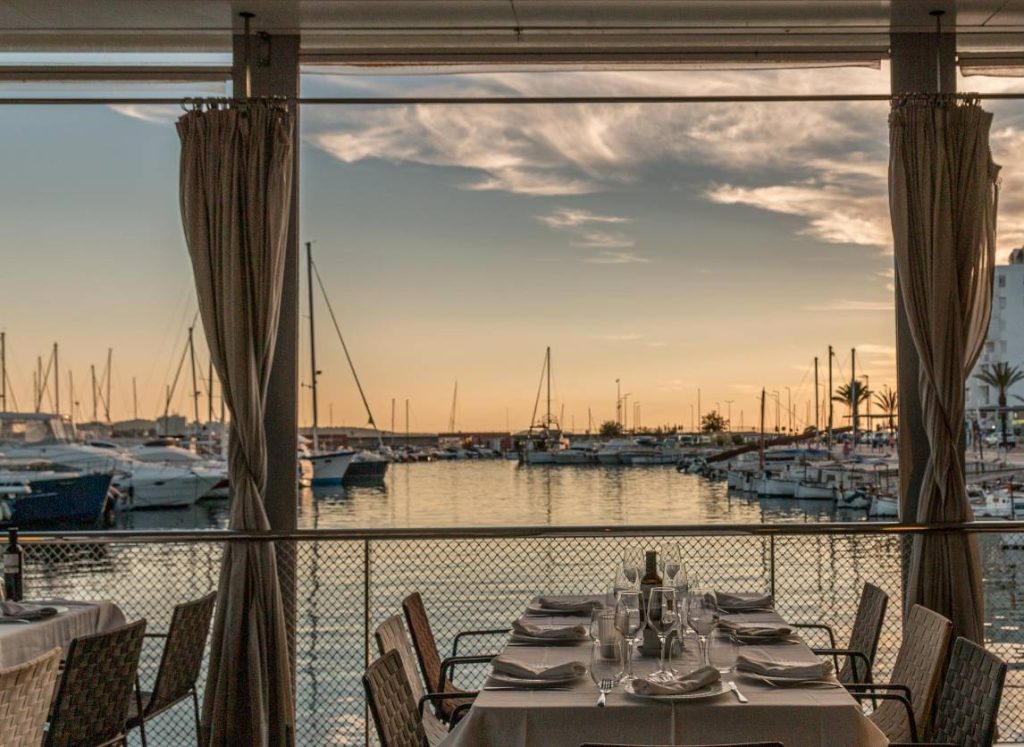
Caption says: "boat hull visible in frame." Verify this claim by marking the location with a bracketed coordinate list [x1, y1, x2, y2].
[309, 451, 356, 486]
[1, 472, 113, 527]
[343, 457, 389, 484]
[794, 482, 838, 501]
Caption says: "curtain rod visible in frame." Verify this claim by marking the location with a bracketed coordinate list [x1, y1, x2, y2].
[3, 92, 1024, 105]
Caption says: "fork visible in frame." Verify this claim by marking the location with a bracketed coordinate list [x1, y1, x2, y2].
[753, 675, 841, 689]
[728, 681, 749, 703]
[597, 677, 615, 707]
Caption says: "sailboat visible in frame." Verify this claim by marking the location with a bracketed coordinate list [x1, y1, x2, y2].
[304, 242, 388, 485]
[521, 347, 565, 465]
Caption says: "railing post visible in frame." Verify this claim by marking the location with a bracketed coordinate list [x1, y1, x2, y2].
[769, 535, 776, 599]
[363, 538, 371, 746]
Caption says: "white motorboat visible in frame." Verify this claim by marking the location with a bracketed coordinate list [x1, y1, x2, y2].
[552, 442, 598, 465]
[128, 439, 230, 498]
[597, 438, 633, 465]
[624, 438, 684, 465]
[308, 449, 357, 485]
[968, 485, 1012, 519]
[753, 467, 798, 497]
[869, 493, 899, 518]
[114, 463, 224, 509]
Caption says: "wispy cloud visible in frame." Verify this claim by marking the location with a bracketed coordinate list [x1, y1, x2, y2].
[802, 299, 894, 312]
[570, 231, 635, 249]
[108, 104, 180, 125]
[592, 332, 642, 341]
[536, 207, 631, 229]
[583, 251, 651, 265]
[658, 378, 688, 391]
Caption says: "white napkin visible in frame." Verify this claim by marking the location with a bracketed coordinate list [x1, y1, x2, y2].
[511, 619, 589, 640]
[1, 601, 58, 620]
[631, 666, 720, 696]
[715, 591, 773, 612]
[736, 653, 834, 680]
[717, 619, 793, 641]
[535, 597, 604, 614]
[491, 655, 586, 680]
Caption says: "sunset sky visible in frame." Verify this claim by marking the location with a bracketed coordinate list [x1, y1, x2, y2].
[3, 64, 1024, 433]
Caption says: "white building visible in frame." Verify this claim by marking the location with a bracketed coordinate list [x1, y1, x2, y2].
[967, 247, 1024, 428]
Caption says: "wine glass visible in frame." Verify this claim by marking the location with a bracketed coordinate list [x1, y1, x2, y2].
[614, 591, 642, 680]
[646, 587, 678, 682]
[659, 543, 682, 585]
[621, 549, 642, 588]
[589, 640, 619, 707]
[687, 586, 718, 667]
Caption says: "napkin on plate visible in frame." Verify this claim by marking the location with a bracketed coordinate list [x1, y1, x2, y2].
[736, 653, 834, 680]
[631, 666, 721, 696]
[1, 601, 58, 621]
[715, 591, 774, 612]
[491, 655, 586, 680]
[511, 619, 589, 641]
[534, 597, 604, 614]
[717, 619, 794, 641]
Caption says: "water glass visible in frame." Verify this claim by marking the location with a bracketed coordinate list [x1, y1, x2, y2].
[589, 641, 620, 705]
[591, 608, 620, 660]
[646, 587, 678, 682]
[709, 628, 738, 673]
[614, 591, 642, 679]
[687, 586, 718, 667]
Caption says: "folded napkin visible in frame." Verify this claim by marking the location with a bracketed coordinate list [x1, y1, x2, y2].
[736, 653, 834, 680]
[535, 597, 604, 614]
[715, 591, 774, 612]
[717, 619, 794, 641]
[630, 666, 721, 696]
[491, 655, 586, 680]
[511, 619, 589, 640]
[1, 601, 58, 621]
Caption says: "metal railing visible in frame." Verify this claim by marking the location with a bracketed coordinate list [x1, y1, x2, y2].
[15, 521, 1024, 746]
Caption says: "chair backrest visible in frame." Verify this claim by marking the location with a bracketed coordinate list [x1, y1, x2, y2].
[149, 591, 217, 714]
[0, 648, 61, 747]
[402, 592, 445, 694]
[364, 649, 428, 747]
[929, 636, 1006, 746]
[376, 614, 427, 703]
[47, 618, 147, 747]
[840, 582, 888, 683]
[870, 604, 952, 741]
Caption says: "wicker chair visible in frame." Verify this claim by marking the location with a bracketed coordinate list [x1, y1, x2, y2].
[402, 592, 504, 720]
[127, 591, 216, 746]
[365, 650, 477, 747]
[0, 648, 61, 747]
[375, 615, 451, 746]
[793, 582, 888, 684]
[847, 605, 952, 742]
[580, 743, 784, 746]
[46, 618, 147, 747]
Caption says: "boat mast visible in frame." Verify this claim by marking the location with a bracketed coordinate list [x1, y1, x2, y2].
[91, 365, 97, 422]
[53, 343, 59, 415]
[448, 381, 458, 433]
[306, 241, 320, 453]
[0, 331, 5, 411]
[813, 356, 819, 436]
[188, 326, 200, 432]
[132, 376, 138, 421]
[851, 347, 857, 451]
[827, 345, 833, 451]
[759, 388, 766, 469]
[546, 346, 552, 431]
[105, 348, 111, 422]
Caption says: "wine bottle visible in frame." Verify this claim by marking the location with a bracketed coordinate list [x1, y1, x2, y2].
[3, 528, 23, 602]
[639, 550, 662, 654]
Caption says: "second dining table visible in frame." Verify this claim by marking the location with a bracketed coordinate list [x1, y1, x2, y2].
[0, 599, 126, 668]
[440, 594, 888, 747]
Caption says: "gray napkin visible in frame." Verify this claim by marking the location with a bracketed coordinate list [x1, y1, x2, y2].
[736, 653, 834, 679]
[1, 601, 58, 621]
[631, 666, 721, 696]
[715, 591, 774, 612]
[535, 597, 604, 614]
[511, 619, 589, 640]
[491, 655, 586, 680]
[718, 619, 794, 641]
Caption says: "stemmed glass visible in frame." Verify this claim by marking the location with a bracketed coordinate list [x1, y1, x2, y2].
[613, 591, 642, 680]
[646, 587, 678, 682]
[687, 586, 718, 667]
[619, 549, 642, 591]
[589, 640, 620, 708]
[659, 544, 682, 585]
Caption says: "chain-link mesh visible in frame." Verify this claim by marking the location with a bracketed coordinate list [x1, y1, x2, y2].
[15, 529, 1024, 745]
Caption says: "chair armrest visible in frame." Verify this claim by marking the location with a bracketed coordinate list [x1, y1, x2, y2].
[452, 628, 510, 657]
[888, 743, 956, 746]
[845, 682, 911, 700]
[851, 691, 918, 742]
[439, 654, 497, 692]
[811, 647, 873, 683]
[791, 622, 837, 649]
[418, 691, 478, 720]
[451, 702, 473, 725]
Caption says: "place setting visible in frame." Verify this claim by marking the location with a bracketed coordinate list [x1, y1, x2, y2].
[0, 599, 64, 623]
[485, 654, 588, 690]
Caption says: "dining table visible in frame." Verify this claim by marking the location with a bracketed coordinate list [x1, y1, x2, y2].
[440, 594, 889, 747]
[0, 599, 127, 669]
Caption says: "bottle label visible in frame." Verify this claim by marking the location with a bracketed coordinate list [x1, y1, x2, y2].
[3, 555, 19, 574]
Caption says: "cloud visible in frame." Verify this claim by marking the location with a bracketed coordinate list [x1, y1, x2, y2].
[802, 299, 895, 312]
[592, 332, 642, 341]
[536, 207, 631, 229]
[108, 104, 180, 124]
[648, 341, 668, 348]
[658, 378, 688, 391]
[570, 231, 635, 249]
[583, 251, 651, 264]
[856, 343, 896, 356]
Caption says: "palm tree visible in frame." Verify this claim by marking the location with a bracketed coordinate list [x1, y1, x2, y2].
[873, 386, 898, 433]
[974, 362, 1024, 447]
[833, 380, 871, 433]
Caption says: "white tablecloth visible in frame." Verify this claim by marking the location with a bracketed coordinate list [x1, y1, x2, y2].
[441, 599, 889, 747]
[0, 600, 127, 668]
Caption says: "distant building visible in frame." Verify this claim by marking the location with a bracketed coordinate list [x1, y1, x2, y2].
[967, 247, 1024, 428]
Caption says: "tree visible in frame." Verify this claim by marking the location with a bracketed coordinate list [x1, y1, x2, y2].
[833, 380, 871, 432]
[974, 362, 1024, 447]
[701, 410, 728, 433]
[599, 420, 623, 437]
[873, 386, 898, 433]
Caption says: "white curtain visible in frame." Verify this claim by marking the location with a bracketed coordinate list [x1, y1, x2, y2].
[889, 94, 1000, 643]
[177, 98, 296, 745]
